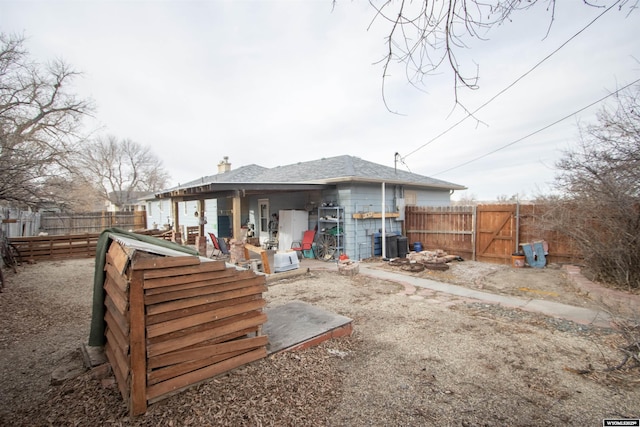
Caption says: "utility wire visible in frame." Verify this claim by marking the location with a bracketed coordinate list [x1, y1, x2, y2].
[400, 0, 621, 162]
[431, 77, 640, 176]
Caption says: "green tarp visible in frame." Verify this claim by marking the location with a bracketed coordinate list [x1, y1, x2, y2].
[88, 228, 199, 347]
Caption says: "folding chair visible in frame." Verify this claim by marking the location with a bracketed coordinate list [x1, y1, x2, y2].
[291, 230, 316, 259]
[208, 232, 229, 257]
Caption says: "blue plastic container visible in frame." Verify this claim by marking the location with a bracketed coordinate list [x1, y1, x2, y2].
[413, 242, 423, 252]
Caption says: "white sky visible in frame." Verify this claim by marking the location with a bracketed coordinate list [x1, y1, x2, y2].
[2, 0, 639, 200]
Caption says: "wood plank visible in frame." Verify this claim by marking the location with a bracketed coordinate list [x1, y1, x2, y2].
[105, 295, 129, 338]
[148, 335, 268, 370]
[129, 269, 147, 417]
[147, 348, 246, 385]
[105, 317, 129, 355]
[104, 262, 130, 295]
[146, 348, 266, 401]
[260, 250, 270, 274]
[105, 328, 130, 384]
[146, 299, 266, 338]
[147, 311, 262, 350]
[243, 244, 271, 274]
[147, 293, 265, 326]
[147, 312, 261, 346]
[132, 255, 201, 271]
[143, 268, 239, 290]
[104, 277, 128, 316]
[183, 328, 260, 351]
[143, 260, 226, 280]
[147, 312, 267, 357]
[107, 242, 131, 275]
[352, 212, 400, 219]
[144, 270, 256, 296]
[144, 275, 264, 305]
[147, 284, 267, 317]
[105, 341, 129, 401]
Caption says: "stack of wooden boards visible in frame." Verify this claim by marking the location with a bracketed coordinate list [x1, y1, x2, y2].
[102, 237, 268, 416]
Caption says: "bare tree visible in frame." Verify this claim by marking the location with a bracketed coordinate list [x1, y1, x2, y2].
[78, 135, 170, 211]
[38, 175, 104, 212]
[364, 0, 636, 112]
[452, 191, 478, 205]
[539, 83, 640, 289]
[0, 33, 92, 207]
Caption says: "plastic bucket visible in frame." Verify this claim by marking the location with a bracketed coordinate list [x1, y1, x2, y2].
[413, 242, 423, 252]
[511, 253, 525, 268]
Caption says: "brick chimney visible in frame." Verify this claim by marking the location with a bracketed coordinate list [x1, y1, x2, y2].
[217, 156, 231, 174]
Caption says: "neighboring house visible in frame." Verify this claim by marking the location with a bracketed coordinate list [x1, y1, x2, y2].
[105, 191, 148, 212]
[149, 155, 466, 259]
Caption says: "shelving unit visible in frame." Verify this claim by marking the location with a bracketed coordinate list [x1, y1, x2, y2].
[316, 205, 344, 261]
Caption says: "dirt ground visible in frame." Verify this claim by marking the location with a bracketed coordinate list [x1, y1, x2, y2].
[0, 257, 639, 426]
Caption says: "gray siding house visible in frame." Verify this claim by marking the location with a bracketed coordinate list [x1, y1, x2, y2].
[148, 155, 465, 260]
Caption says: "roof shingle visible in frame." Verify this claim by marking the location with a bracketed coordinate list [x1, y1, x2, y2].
[168, 155, 465, 191]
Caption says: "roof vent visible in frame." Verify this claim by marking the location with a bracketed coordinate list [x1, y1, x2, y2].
[217, 156, 231, 174]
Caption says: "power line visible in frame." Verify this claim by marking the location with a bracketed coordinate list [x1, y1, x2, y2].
[400, 0, 621, 162]
[431, 77, 640, 176]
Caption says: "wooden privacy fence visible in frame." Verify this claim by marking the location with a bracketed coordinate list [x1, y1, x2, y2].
[10, 233, 100, 261]
[405, 204, 582, 265]
[39, 211, 146, 235]
[404, 205, 475, 261]
[104, 238, 268, 416]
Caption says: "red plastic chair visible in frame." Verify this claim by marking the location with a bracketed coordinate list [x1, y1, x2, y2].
[291, 230, 316, 258]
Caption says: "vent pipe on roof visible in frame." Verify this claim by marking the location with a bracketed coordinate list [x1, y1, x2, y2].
[218, 156, 231, 174]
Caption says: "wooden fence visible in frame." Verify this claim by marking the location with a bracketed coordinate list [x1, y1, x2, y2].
[9, 230, 171, 262]
[10, 233, 100, 261]
[405, 204, 582, 265]
[39, 211, 147, 235]
[104, 239, 268, 416]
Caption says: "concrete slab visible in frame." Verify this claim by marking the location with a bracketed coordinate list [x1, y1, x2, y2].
[263, 301, 353, 354]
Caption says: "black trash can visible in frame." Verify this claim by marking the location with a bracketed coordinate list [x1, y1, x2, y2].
[396, 236, 408, 258]
[385, 234, 398, 258]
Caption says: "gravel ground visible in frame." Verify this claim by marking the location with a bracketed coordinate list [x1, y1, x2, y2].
[0, 258, 639, 426]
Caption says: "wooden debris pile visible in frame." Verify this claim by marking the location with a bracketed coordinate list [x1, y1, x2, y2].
[389, 249, 463, 272]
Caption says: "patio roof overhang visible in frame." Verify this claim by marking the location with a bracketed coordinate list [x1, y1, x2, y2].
[155, 182, 333, 201]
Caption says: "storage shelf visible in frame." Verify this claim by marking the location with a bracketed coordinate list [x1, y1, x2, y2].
[316, 206, 344, 261]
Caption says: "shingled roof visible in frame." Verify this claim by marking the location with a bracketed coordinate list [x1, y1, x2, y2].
[166, 155, 465, 193]
[256, 156, 465, 189]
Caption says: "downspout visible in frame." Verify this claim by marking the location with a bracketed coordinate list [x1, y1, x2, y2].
[355, 204, 358, 260]
[515, 198, 520, 253]
[381, 182, 386, 259]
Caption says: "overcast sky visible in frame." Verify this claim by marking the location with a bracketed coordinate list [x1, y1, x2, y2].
[2, 1, 639, 200]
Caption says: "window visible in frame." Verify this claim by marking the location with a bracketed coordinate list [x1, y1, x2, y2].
[405, 190, 417, 206]
[258, 199, 269, 234]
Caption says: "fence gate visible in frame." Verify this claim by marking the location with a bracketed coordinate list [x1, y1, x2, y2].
[475, 204, 517, 264]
